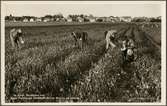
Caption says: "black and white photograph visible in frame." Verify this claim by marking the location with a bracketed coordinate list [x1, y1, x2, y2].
[1, 1, 166, 105]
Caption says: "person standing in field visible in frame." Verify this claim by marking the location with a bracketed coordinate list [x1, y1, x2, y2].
[121, 37, 128, 62]
[105, 29, 117, 51]
[121, 36, 135, 63]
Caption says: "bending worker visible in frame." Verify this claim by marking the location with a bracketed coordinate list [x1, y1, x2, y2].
[105, 29, 117, 51]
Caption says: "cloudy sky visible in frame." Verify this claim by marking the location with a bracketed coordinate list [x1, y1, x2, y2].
[2, 1, 164, 18]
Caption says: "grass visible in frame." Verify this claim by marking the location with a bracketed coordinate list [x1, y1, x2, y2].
[70, 26, 161, 102]
[5, 23, 161, 102]
[5, 21, 127, 27]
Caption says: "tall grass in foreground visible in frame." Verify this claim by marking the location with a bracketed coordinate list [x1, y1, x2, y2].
[5, 33, 76, 101]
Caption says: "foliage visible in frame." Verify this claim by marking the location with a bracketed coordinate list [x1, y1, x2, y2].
[5, 23, 161, 102]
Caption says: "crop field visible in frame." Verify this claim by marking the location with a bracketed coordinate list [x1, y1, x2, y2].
[5, 22, 161, 102]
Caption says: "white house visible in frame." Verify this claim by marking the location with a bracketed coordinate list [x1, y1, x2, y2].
[56, 18, 60, 21]
[109, 16, 121, 23]
[77, 17, 84, 22]
[23, 18, 29, 22]
[89, 18, 96, 22]
[43, 18, 50, 22]
[67, 17, 72, 22]
[30, 18, 35, 22]
[120, 16, 132, 22]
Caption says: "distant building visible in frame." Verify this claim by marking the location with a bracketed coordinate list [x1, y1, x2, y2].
[56, 18, 60, 21]
[23, 18, 29, 22]
[77, 17, 84, 22]
[59, 18, 66, 22]
[89, 18, 96, 22]
[51, 17, 54, 21]
[43, 17, 50, 22]
[36, 17, 42, 22]
[30, 18, 35, 22]
[96, 17, 102, 22]
[120, 16, 132, 22]
[113, 17, 121, 22]
[84, 16, 95, 22]
[132, 17, 150, 22]
[106, 17, 112, 22]
[67, 17, 72, 22]
[109, 16, 117, 22]
[96, 17, 107, 22]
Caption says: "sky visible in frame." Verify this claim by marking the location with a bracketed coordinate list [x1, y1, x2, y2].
[2, 1, 164, 18]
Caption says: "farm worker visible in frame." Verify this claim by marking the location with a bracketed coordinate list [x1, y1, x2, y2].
[10, 28, 24, 49]
[121, 37, 135, 63]
[126, 49, 134, 63]
[121, 37, 128, 62]
[126, 38, 135, 62]
[105, 29, 117, 50]
[127, 38, 135, 49]
[71, 31, 88, 49]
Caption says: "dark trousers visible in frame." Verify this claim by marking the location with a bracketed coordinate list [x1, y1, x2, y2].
[122, 49, 127, 62]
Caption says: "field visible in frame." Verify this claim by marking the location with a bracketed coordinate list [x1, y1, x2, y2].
[5, 22, 161, 102]
[139, 23, 161, 47]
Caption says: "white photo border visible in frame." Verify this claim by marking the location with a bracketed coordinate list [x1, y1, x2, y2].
[1, 1, 166, 105]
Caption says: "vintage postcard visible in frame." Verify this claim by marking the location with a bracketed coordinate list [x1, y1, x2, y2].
[1, 1, 166, 105]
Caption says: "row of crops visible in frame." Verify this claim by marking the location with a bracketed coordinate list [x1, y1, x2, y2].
[5, 23, 161, 102]
[69, 25, 161, 102]
[138, 23, 161, 47]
